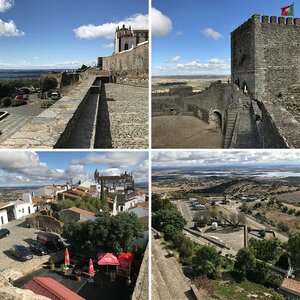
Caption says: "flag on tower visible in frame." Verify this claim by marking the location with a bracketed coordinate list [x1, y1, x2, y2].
[281, 3, 294, 16]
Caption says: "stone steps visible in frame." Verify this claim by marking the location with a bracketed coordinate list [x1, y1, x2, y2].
[224, 110, 238, 148]
[0, 114, 31, 142]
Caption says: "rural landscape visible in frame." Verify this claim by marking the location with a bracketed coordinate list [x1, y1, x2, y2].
[152, 150, 300, 300]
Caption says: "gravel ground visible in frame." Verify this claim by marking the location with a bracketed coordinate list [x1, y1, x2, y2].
[152, 115, 223, 148]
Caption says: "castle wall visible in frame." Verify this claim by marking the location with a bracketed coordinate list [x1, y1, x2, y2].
[231, 17, 255, 95]
[102, 42, 148, 73]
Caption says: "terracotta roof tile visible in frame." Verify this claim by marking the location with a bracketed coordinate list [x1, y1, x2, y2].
[281, 278, 300, 294]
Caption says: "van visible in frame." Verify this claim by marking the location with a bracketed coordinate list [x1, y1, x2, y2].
[37, 232, 64, 252]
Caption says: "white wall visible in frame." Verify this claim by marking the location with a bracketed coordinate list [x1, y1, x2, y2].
[0, 210, 8, 225]
[14, 203, 36, 219]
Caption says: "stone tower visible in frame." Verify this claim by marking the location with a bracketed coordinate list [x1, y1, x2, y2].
[231, 14, 300, 100]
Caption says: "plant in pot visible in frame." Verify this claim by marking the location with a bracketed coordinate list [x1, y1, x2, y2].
[74, 269, 82, 281]
[60, 264, 67, 275]
[49, 258, 55, 270]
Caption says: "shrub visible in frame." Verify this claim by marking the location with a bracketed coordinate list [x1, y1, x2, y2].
[11, 100, 27, 107]
[265, 272, 283, 289]
[0, 97, 11, 107]
[278, 222, 289, 233]
[41, 100, 55, 108]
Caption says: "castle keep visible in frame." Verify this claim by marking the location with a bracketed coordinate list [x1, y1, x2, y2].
[231, 14, 300, 100]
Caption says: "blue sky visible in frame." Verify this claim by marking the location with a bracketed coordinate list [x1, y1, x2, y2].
[152, 0, 297, 76]
[0, 0, 148, 69]
[0, 151, 148, 186]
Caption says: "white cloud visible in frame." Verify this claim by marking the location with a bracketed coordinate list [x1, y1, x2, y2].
[201, 28, 223, 41]
[33, 56, 39, 59]
[0, 0, 14, 12]
[0, 19, 24, 36]
[103, 42, 114, 49]
[164, 55, 180, 63]
[154, 58, 230, 75]
[72, 152, 147, 168]
[152, 150, 300, 168]
[74, 13, 148, 39]
[101, 168, 121, 176]
[151, 7, 172, 37]
[175, 31, 182, 36]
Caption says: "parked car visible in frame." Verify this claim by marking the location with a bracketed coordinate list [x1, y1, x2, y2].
[0, 228, 10, 239]
[51, 92, 60, 100]
[28, 240, 49, 256]
[14, 95, 23, 100]
[23, 94, 29, 101]
[37, 232, 64, 252]
[10, 244, 33, 261]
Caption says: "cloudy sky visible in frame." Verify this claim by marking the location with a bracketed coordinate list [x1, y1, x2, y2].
[0, 0, 148, 69]
[0, 151, 148, 187]
[152, 150, 300, 169]
[152, 0, 294, 76]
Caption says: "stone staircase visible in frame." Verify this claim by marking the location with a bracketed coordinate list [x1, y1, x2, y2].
[0, 114, 31, 143]
[151, 237, 195, 300]
[224, 109, 238, 148]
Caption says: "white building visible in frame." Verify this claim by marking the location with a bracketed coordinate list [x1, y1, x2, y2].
[0, 193, 36, 224]
[114, 25, 148, 54]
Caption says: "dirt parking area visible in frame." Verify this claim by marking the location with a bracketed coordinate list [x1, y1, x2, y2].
[152, 116, 223, 148]
[0, 219, 52, 275]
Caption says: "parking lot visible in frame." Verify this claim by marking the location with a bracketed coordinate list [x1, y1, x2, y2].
[0, 219, 54, 277]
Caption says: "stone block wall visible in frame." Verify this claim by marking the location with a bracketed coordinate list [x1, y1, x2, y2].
[231, 14, 300, 100]
[102, 42, 148, 73]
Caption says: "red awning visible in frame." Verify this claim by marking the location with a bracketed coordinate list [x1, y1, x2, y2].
[97, 253, 119, 265]
[25, 277, 85, 300]
[118, 252, 134, 262]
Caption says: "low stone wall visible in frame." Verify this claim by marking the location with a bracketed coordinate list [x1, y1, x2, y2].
[132, 243, 149, 300]
[0, 76, 98, 149]
[260, 100, 300, 148]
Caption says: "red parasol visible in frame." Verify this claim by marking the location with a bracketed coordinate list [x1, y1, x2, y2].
[64, 248, 70, 266]
[97, 253, 120, 265]
[88, 259, 95, 276]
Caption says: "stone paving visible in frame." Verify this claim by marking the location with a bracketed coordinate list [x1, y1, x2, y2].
[94, 83, 148, 149]
[151, 235, 195, 300]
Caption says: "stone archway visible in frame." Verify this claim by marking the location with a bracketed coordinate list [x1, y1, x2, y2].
[209, 111, 223, 131]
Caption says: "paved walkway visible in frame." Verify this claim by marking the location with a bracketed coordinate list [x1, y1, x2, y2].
[151, 236, 195, 300]
[95, 83, 148, 149]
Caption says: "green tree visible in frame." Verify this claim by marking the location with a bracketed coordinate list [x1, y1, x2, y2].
[173, 232, 195, 264]
[287, 232, 300, 268]
[39, 76, 58, 92]
[62, 212, 144, 256]
[248, 260, 268, 283]
[249, 238, 282, 263]
[0, 81, 14, 98]
[192, 245, 222, 279]
[152, 209, 186, 233]
[265, 272, 284, 289]
[234, 248, 256, 277]
[0, 97, 12, 108]
[152, 194, 176, 212]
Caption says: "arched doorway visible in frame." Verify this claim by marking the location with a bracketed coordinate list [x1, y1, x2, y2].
[209, 111, 223, 131]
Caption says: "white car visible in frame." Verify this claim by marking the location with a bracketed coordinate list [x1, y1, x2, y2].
[51, 92, 60, 100]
